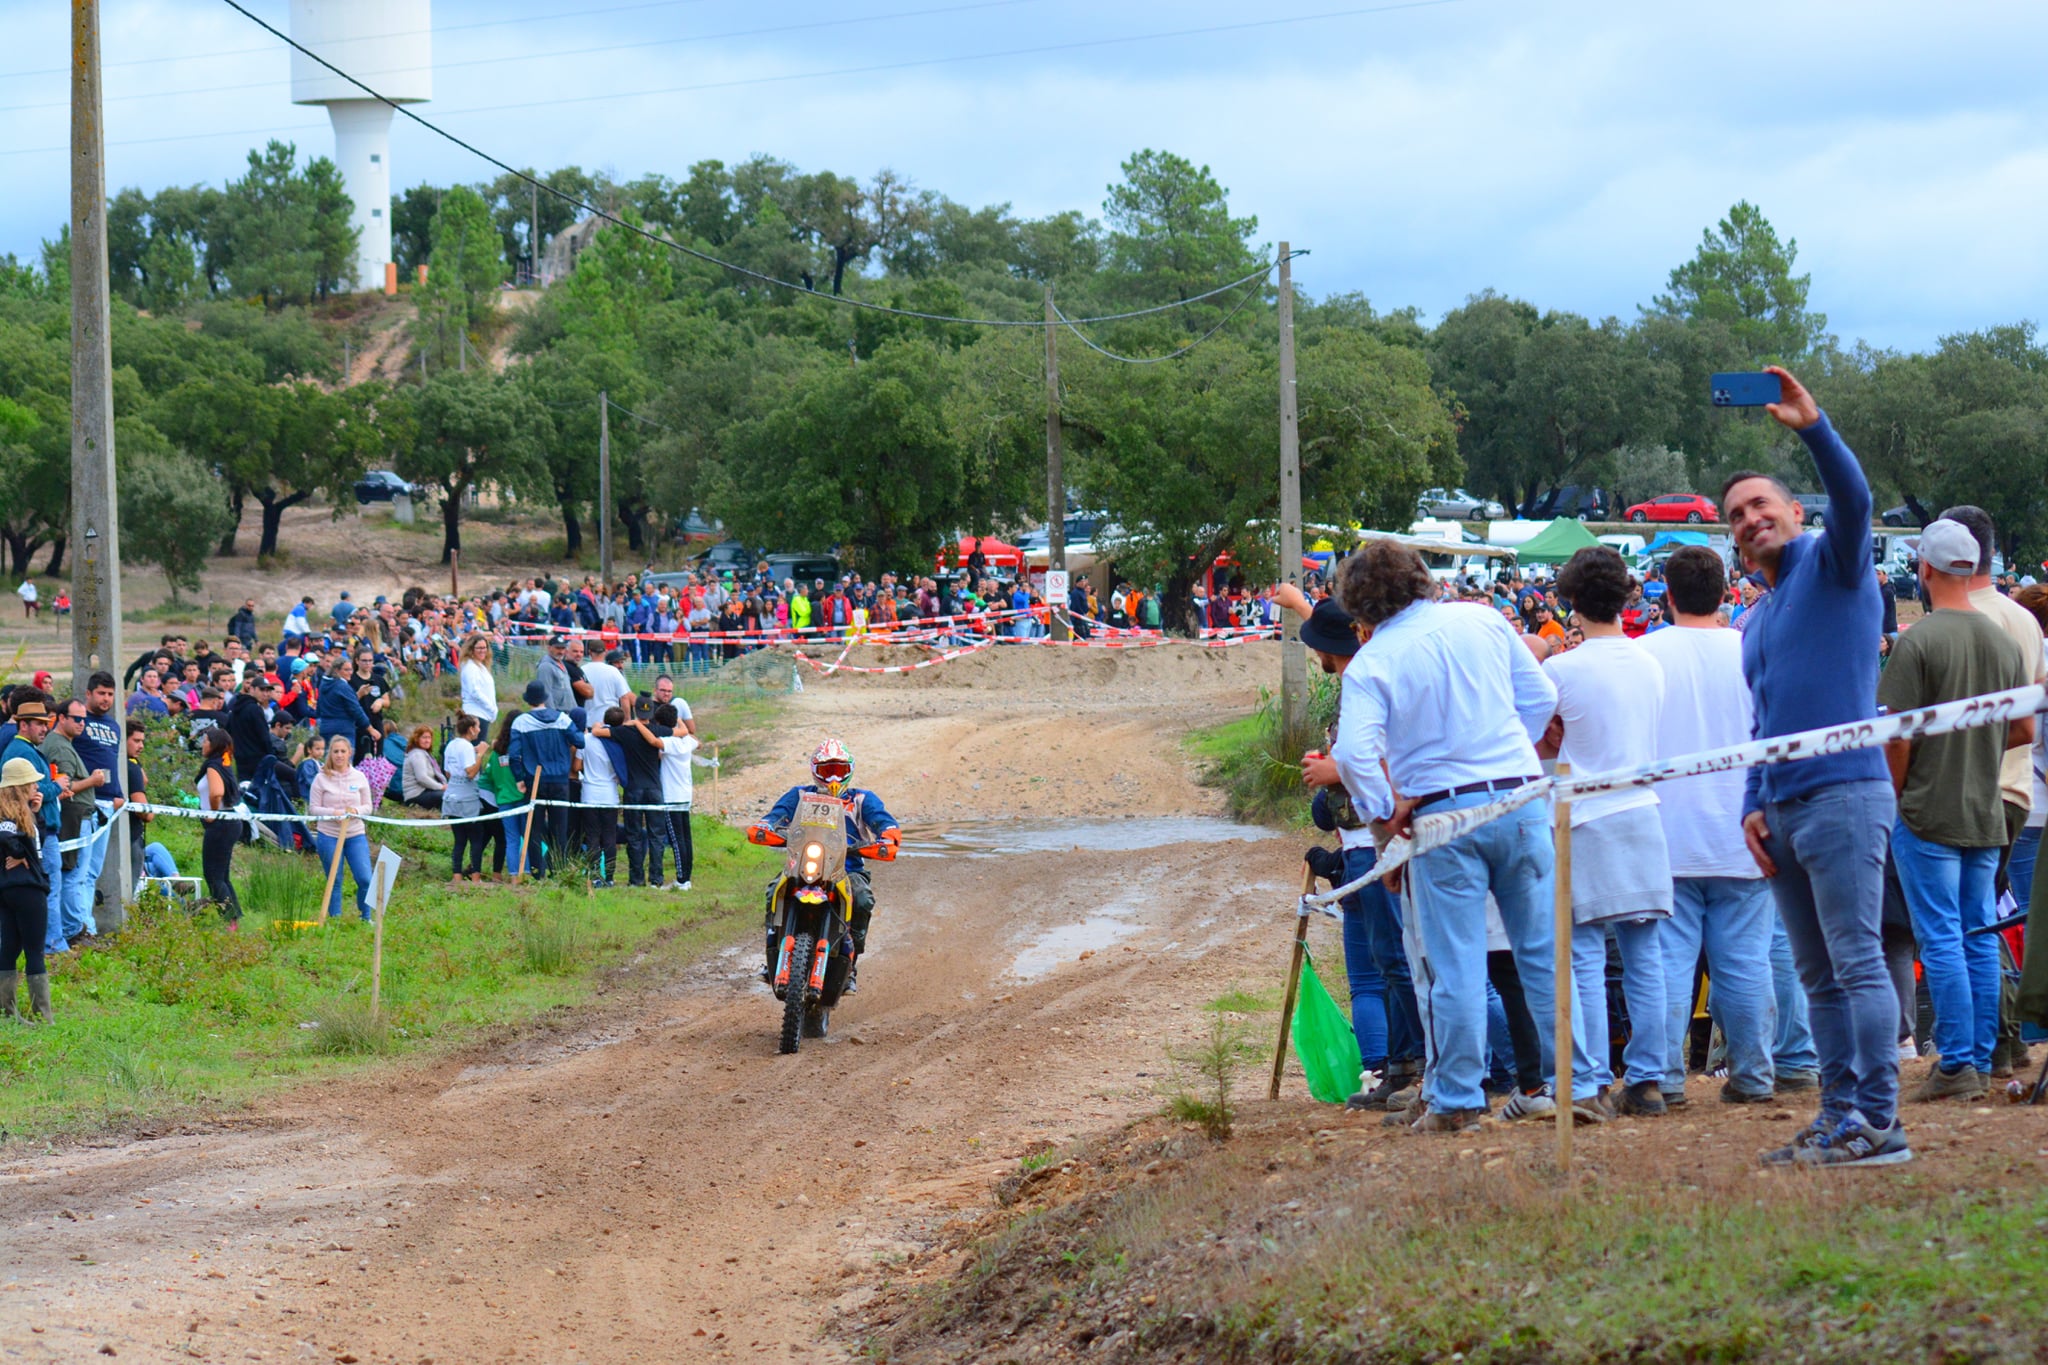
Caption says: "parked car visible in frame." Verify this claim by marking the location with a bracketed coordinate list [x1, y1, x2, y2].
[693, 540, 758, 574]
[1416, 487, 1506, 521]
[764, 553, 843, 587]
[1788, 493, 1833, 527]
[1521, 484, 1609, 520]
[1624, 493, 1718, 524]
[1881, 505, 1921, 528]
[353, 470, 415, 504]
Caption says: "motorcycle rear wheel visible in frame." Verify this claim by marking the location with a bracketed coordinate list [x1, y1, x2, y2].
[779, 932, 815, 1055]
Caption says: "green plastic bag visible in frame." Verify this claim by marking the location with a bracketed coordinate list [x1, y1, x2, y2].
[1291, 948, 1362, 1104]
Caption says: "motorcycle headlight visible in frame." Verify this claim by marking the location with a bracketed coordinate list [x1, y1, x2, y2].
[802, 841, 823, 881]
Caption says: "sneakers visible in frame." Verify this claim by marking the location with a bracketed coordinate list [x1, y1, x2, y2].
[1897, 1038, 1919, 1061]
[1794, 1110, 1913, 1168]
[1409, 1108, 1486, 1134]
[1660, 1088, 1690, 1109]
[1759, 1113, 1834, 1167]
[1615, 1080, 1667, 1117]
[1908, 1064, 1987, 1103]
[678, 880, 692, 891]
[1719, 1080, 1776, 1105]
[1774, 1069, 1820, 1094]
[1569, 1091, 1614, 1125]
[1500, 1086, 1556, 1121]
[1344, 1067, 1419, 1112]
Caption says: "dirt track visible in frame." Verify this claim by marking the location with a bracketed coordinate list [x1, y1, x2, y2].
[0, 644, 1301, 1363]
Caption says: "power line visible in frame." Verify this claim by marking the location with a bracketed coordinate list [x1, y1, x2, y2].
[0, 0, 727, 81]
[0, 0, 1048, 116]
[1051, 256, 1297, 364]
[0, 0, 1469, 155]
[161, 0, 1293, 335]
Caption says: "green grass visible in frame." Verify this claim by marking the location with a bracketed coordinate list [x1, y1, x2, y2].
[1182, 677, 1338, 827]
[0, 819, 777, 1143]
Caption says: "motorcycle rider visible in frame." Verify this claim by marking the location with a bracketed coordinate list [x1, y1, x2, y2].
[750, 739, 900, 989]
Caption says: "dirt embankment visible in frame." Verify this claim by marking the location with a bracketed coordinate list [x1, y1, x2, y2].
[0, 643, 1307, 1364]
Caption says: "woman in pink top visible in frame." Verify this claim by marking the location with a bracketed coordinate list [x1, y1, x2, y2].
[307, 735, 377, 921]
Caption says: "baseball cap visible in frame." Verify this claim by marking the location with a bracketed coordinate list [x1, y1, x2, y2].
[1918, 519, 1979, 577]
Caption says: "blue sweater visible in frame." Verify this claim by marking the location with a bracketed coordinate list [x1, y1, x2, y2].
[1741, 412, 1886, 813]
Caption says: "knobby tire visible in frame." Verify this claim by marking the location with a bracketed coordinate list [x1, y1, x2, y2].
[779, 932, 815, 1056]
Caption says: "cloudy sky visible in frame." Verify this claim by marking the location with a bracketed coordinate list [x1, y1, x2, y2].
[3, 0, 2045, 351]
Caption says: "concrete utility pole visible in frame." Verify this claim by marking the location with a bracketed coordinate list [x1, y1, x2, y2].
[530, 181, 540, 285]
[598, 392, 613, 586]
[1277, 241, 1306, 739]
[71, 0, 131, 925]
[1043, 285, 1069, 642]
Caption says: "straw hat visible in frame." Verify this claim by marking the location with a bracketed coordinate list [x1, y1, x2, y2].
[1, 756, 41, 789]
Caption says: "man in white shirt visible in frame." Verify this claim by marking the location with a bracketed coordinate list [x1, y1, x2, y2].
[1636, 547, 1781, 1105]
[583, 648, 633, 717]
[1330, 541, 1598, 1132]
[1541, 547, 1672, 1120]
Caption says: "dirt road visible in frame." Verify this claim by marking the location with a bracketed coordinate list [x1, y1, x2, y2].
[0, 645, 1303, 1363]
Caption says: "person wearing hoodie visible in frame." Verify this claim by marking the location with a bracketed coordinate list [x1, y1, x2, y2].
[510, 680, 583, 877]
[573, 705, 626, 887]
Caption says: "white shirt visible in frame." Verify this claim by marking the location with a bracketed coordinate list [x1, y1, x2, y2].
[1544, 635, 1665, 828]
[1332, 600, 1554, 821]
[1630, 624, 1756, 875]
[15, 581, 34, 603]
[579, 735, 621, 806]
[459, 658, 499, 725]
[658, 732, 697, 805]
[582, 660, 631, 716]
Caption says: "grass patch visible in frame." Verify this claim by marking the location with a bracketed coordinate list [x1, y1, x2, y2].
[0, 820, 776, 1143]
[1183, 677, 1338, 827]
[1206, 986, 1280, 1014]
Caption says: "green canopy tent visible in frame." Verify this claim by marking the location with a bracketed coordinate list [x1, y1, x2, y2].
[1513, 518, 1603, 565]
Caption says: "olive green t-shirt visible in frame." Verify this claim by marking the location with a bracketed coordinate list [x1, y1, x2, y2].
[1877, 607, 2029, 847]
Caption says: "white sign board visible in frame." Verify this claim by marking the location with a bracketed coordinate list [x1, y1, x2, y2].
[368, 844, 404, 917]
[1044, 570, 1070, 602]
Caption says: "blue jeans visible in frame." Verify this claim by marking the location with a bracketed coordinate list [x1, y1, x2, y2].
[1339, 844, 1422, 1069]
[142, 842, 179, 880]
[41, 831, 66, 956]
[80, 798, 116, 932]
[1407, 791, 1597, 1112]
[61, 811, 104, 940]
[1760, 780, 1899, 1126]
[2008, 824, 2041, 913]
[315, 832, 375, 920]
[1890, 819, 2000, 1076]
[1662, 876, 1777, 1097]
[1572, 918, 1667, 1087]
[1770, 911, 1820, 1074]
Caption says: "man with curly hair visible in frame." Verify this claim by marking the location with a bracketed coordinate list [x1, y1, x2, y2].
[1329, 540, 1600, 1133]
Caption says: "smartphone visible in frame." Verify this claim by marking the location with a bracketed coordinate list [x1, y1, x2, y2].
[1710, 372, 1783, 408]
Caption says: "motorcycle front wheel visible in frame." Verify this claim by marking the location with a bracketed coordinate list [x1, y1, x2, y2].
[779, 932, 815, 1055]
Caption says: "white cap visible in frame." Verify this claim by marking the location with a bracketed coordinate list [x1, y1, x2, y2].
[1918, 519, 1980, 577]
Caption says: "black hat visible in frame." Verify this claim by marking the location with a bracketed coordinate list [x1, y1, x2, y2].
[1298, 599, 1360, 657]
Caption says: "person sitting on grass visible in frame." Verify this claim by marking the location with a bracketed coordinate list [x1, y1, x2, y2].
[400, 726, 448, 810]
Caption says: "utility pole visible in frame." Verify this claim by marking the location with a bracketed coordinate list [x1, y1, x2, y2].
[71, 0, 130, 926]
[530, 181, 540, 285]
[1277, 241, 1306, 740]
[598, 391, 613, 586]
[1044, 285, 1068, 642]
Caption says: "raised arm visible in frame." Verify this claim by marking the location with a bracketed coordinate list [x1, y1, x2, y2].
[1766, 365, 1872, 586]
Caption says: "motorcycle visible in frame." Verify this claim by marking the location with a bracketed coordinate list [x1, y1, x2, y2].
[747, 792, 897, 1054]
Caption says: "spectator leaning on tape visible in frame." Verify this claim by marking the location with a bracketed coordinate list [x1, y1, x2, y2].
[1880, 518, 2033, 1103]
[1726, 364, 1908, 1170]
[1328, 540, 1600, 1133]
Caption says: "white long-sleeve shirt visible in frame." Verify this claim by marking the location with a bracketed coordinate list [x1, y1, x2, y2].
[459, 659, 499, 725]
[1332, 599, 1554, 820]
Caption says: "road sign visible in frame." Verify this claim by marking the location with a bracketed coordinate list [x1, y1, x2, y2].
[1045, 570, 1069, 602]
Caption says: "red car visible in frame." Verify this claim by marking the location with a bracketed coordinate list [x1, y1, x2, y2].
[1624, 493, 1719, 524]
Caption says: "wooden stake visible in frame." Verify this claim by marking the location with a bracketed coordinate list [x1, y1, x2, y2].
[1552, 763, 1574, 1170]
[711, 742, 720, 819]
[516, 764, 544, 882]
[317, 821, 348, 925]
[1268, 863, 1319, 1101]
[369, 854, 390, 1018]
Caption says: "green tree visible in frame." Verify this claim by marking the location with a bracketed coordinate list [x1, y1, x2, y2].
[1102, 151, 1260, 314]
[415, 185, 506, 373]
[117, 430, 236, 603]
[214, 140, 359, 306]
[150, 374, 278, 555]
[1649, 201, 1828, 363]
[1428, 291, 1541, 508]
[398, 371, 551, 563]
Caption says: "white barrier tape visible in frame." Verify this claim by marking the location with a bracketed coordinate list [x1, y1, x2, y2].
[500, 607, 1034, 648]
[1307, 681, 2048, 907]
[791, 641, 996, 675]
[55, 811, 122, 856]
[120, 794, 698, 832]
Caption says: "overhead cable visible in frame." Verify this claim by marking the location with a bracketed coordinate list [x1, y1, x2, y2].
[1051, 254, 1302, 364]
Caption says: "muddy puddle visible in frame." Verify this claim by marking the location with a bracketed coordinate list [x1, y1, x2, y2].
[900, 815, 1279, 860]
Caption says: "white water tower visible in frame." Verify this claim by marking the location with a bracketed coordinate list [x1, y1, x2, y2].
[290, 0, 433, 293]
